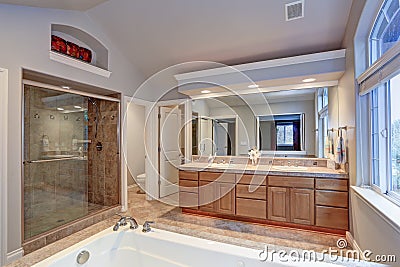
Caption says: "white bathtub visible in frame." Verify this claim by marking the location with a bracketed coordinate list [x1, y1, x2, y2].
[32, 226, 342, 267]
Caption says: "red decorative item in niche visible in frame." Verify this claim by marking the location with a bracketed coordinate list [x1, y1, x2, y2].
[79, 47, 92, 63]
[51, 34, 93, 64]
[51, 35, 67, 54]
[66, 41, 80, 59]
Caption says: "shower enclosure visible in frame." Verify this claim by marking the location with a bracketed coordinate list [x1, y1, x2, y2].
[23, 83, 120, 241]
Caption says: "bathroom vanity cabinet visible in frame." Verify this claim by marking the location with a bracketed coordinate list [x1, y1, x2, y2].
[179, 169, 349, 233]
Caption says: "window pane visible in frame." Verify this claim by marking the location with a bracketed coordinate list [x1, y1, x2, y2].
[373, 159, 380, 186]
[383, 0, 399, 20]
[390, 74, 400, 193]
[285, 125, 294, 144]
[371, 90, 380, 186]
[382, 11, 400, 54]
[370, 11, 388, 40]
[323, 88, 329, 107]
[276, 125, 285, 145]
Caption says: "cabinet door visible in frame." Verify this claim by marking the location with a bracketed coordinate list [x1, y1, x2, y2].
[199, 181, 217, 212]
[216, 183, 235, 215]
[268, 187, 290, 222]
[290, 188, 314, 225]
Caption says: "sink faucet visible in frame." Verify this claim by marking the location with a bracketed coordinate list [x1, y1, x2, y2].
[142, 221, 154, 232]
[113, 216, 138, 231]
[207, 153, 216, 165]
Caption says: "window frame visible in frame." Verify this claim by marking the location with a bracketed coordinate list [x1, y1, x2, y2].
[366, 0, 400, 204]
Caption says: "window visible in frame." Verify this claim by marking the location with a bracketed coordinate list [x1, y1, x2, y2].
[317, 88, 329, 158]
[370, 0, 400, 64]
[365, 0, 400, 202]
[276, 123, 294, 145]
[257, 114, 304, 152]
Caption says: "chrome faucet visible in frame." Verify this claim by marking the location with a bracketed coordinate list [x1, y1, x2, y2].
[207, 153, 216, 165]
[142, 221, 154, 232]
[113, 216, 138, 231]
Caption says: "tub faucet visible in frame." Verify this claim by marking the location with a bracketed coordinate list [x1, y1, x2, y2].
[142, 221, 154, 233]
[113, 216, 138, 231]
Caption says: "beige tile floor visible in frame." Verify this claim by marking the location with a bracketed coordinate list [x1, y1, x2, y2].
[7, 185, 383, 267]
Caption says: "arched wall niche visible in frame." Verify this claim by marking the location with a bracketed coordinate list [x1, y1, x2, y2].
[51, 24, 109, 71]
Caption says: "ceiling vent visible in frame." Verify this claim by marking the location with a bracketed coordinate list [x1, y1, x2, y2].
[285, 0, 304, 21]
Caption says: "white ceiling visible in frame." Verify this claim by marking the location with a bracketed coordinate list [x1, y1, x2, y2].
[0, 0, 108, 11]
[86, 0, 353, 78]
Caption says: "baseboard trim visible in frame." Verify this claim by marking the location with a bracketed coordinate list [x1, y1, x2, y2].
[346, 231, 365, 260]
[6, 248, 23, 264]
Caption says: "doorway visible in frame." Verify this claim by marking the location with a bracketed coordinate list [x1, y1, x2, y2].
[213, 117, 237, 156]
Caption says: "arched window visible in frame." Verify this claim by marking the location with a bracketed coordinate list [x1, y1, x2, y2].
[358, 0, 400, 201]
[369, 0, 400, 64]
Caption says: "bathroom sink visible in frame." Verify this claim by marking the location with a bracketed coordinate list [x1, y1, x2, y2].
[209, 163, 235, 168]
[273, 166, 308, 171]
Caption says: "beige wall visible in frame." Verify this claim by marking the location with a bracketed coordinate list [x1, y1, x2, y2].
[0, 4, 145, 254]
[126, 103, 146, 186]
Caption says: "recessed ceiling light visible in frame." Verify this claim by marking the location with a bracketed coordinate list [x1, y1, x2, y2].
[302, 78, 316, 83]
[61, 86, 71, 89]
[57, 107, 64, 111]
[201, 90, 211, 94]
[248, 84, 259, 88]
[74, 106, 82, 109]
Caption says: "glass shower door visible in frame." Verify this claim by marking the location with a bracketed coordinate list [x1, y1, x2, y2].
[23, 85, 90, 240]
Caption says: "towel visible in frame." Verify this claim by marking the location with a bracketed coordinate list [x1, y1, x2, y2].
[335, 130, 347, 164]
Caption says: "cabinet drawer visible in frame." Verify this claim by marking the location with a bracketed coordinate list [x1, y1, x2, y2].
[179, 192, 198, 208]
[315, 191, 348, 208]
[268, 176, 314, 189]
[199, 172, 235, 183]
[316, 179, 348, 191]
[236, 198, 266, 219]
[316, 206, 348, 230]
[236, 184, 266, 200]
[179, 171, 198, 181]
[236, 174, 266, 185]
[179, 180, 198, 193]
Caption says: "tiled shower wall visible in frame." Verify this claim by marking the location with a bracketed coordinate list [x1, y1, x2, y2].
[87, 99, 120, 206]
[23, 85, 120, 241]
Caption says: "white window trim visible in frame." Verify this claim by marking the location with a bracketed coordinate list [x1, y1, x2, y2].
[357, 0, 400, 207]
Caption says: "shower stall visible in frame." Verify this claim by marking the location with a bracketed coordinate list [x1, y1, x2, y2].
[23, 82, 120, 241]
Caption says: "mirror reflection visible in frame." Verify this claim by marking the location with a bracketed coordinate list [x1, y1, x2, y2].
[192, 87, 332, 158]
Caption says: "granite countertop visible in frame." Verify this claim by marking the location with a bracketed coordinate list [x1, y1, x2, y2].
[179, 162, 348, 179]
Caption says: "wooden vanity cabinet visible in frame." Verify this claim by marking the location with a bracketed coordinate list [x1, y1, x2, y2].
[267, 176, 315, 225]
[198, 172, 235, 215]
[179, 171, 199, 209]
[290, 188, 315, 225]
[235, 174, 267, 219]
[315, 178, 349, 230]
[180, 170, 349, 233]
[267, 187, 290, 222]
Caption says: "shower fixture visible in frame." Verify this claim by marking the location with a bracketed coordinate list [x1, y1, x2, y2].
[88, 97, 100, 139]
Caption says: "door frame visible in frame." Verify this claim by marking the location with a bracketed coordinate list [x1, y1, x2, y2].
[0, 68, 8, 266]
[210, 115, 239, 156]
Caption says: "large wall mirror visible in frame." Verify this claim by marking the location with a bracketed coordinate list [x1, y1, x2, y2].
[191, 87, 334, 158]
